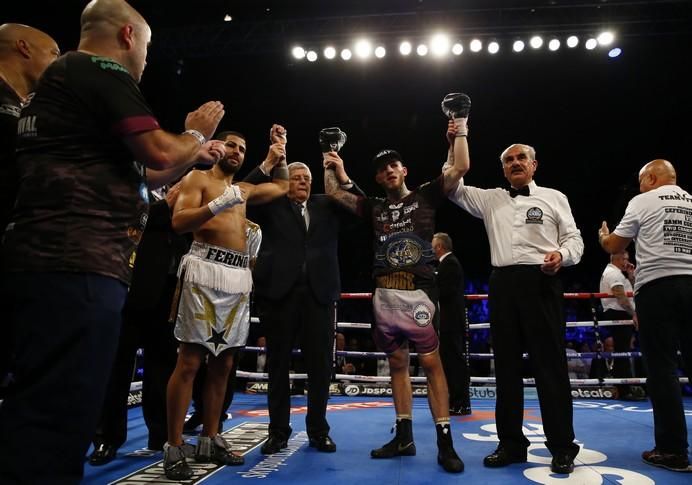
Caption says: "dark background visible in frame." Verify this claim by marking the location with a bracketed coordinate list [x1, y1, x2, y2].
[4, 0, 692, 294]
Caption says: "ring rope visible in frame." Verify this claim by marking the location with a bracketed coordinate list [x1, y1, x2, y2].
[243, 346, 652, 360]
[340, 291, 633, 300]
[236, 370, 688, 386]
[249, 318, 633, 329]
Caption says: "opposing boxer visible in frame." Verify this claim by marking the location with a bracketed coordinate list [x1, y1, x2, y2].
[163, 126, 288, 479]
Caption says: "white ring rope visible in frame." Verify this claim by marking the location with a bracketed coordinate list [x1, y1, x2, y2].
[243, 346, 655, 360]
[235, 371, 689, 386]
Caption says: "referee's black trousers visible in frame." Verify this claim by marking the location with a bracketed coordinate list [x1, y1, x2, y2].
[489, 265, 579, 458]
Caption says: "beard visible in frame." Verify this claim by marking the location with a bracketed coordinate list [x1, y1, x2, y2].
[218, 157, 240, 174]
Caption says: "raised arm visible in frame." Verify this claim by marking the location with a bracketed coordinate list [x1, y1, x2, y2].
[598, 221, 632, 254]
[147, 140, 226, 189]
[245, 159, 290, 205]
[441, 118, 470, 194]
[323, 151, 361, 214]
[125, 101, 225, 171]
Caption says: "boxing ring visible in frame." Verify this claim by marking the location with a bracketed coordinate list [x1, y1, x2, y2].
[236, 292, 688, 391]
[83, 291, 692, 484]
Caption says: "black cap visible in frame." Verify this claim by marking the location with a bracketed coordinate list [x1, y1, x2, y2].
[372, 149, 403, 171]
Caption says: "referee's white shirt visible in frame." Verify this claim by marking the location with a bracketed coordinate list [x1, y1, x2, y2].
[449, 179, 584, 268]
[613, 184, 692, 293]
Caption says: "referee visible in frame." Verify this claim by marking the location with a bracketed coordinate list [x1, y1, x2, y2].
[599, 159, 692, 473]
[448, 143, 583, 474]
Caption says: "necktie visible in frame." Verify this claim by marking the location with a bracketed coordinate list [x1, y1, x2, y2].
[298, 202, 309, 229]
[509, 186, 530, 198]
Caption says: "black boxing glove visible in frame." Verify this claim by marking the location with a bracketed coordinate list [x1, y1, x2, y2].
[441, 93, 471, 136]
[319, 127, 347, 154]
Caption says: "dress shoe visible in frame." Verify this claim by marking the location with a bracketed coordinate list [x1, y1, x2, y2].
[483, 447, 527, 467]
[261, 434, 288, 454]
[642, 448, 691, 472]
[88, 443, 117, 466]
[308, 435, 337, 452]
[450, 405, 472, 416]
[550, 453, 575, 474]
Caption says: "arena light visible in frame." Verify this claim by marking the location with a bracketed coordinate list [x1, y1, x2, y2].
[548, 38, 561, 51]
[324, 46, 336, 60]
[430, 33, 451, 57]
[512, 40, 525, 52]
[292, 46, 306, 60]
[306, 50, 318, 62]
[223, 14, 232, 22]
[469, 39, 482, 52]
[355, 39, 372, 59]
[585, 38, 598, 50]
[451, 43, 463, 55]
[530, 36, 543, 49]
[374, 46, 386, 58]
[399, 41, 412, 56]
[487, 41, 500, 54]
[340, 48, 352, 60]
[597, 31, 615, 46]
[416, 44, 429, 56]
[608, 47, 622, 58]
[566, 35, 579, 48]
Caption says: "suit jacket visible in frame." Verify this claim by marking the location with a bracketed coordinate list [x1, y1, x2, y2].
[124, 198, 191, 312]
[435, 252, 466, 334]
[245, 166, 361, 305]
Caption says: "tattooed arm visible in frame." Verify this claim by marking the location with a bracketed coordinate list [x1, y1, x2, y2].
[323, 151, 361, 214]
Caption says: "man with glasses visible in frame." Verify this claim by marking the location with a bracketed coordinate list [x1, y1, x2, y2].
[245, 160, 364, 455]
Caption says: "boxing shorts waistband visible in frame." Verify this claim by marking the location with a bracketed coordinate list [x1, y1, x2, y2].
[189, 241, 249, 269]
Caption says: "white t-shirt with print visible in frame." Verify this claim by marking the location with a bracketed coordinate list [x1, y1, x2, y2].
[613, 184, 692, 292]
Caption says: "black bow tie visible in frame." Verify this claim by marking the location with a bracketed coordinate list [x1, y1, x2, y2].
[509, 186, 530, 198]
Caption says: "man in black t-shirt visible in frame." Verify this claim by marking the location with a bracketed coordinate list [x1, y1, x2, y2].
[0, 23, 60, 398]
[323, 118, 470, 473]
[0, 1, 226, 483]
[0, 23, 60, 233]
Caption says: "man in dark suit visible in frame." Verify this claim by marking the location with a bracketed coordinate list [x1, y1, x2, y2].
[432, 232, 471, 416]
[89, 184, 190, 464]
[245, 161, 363, 454]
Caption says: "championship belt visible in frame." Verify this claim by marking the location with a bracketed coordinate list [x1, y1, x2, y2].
[374, 232, 435, 270]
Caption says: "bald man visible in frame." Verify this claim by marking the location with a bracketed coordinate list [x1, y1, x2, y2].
[600, 159, 692, 473]
[0, 1, 227, 482]
[0, 23, 60, 216]
[0, 23, 59, 233]
[0, 22, 59, 402]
